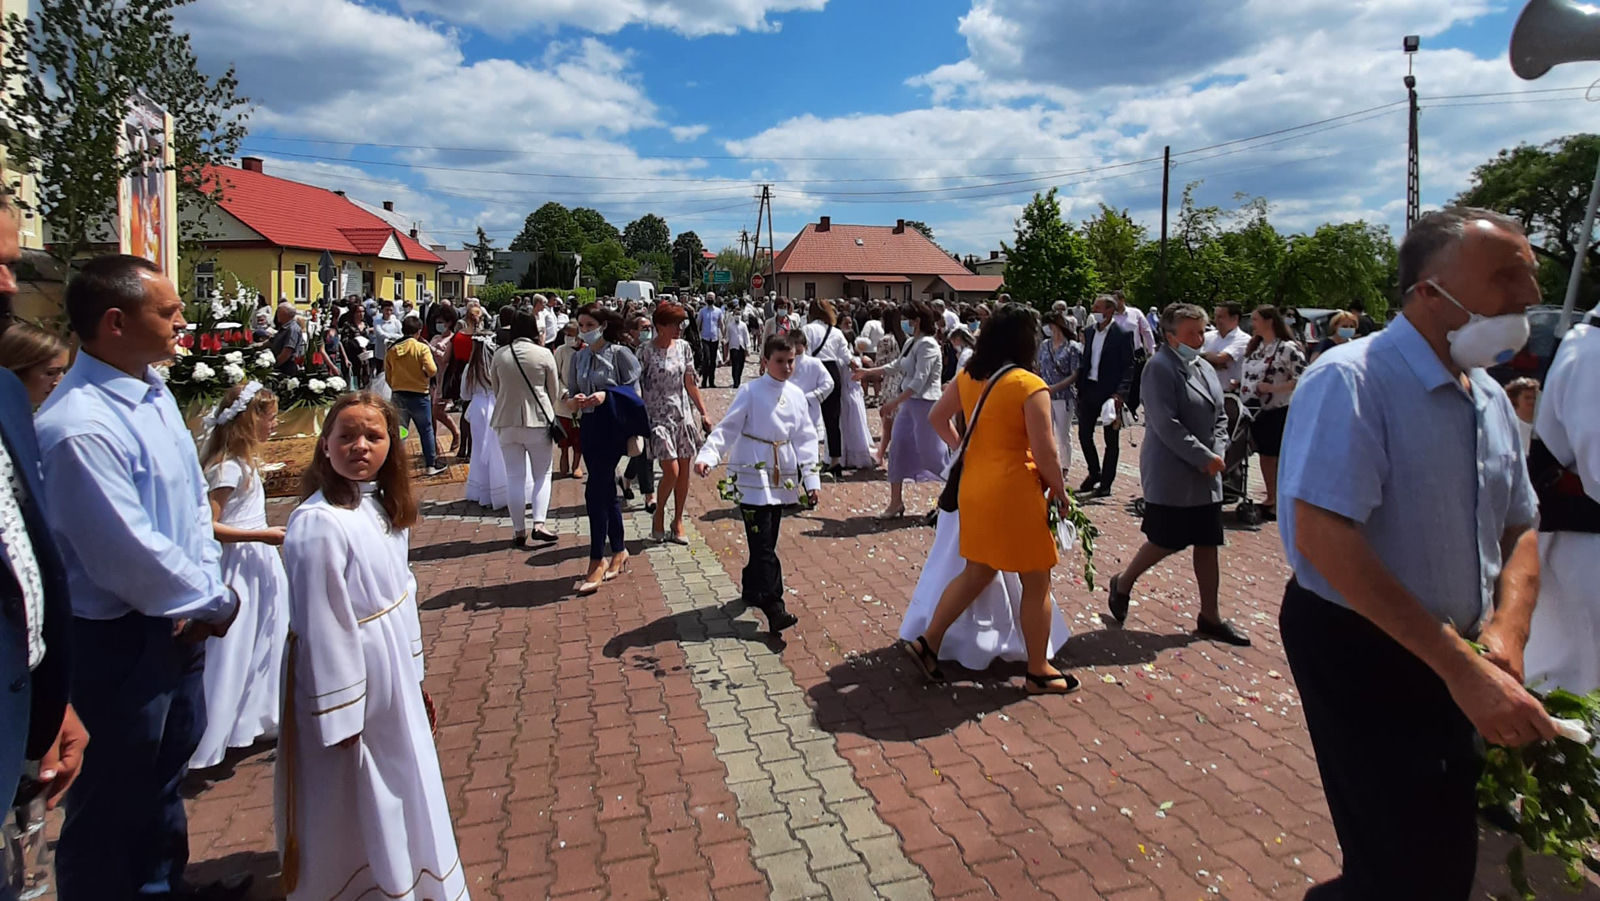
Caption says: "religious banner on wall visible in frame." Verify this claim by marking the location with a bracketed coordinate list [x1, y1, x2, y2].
[118, 92, 178, 285]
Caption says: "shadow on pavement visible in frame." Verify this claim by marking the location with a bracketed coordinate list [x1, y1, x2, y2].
[186, 850, 284, 901]
[601, 598, 784, 661]
[801, 514, 927, 539]
[181, 741, 276, 800]
[420, 573, 591, 611]
[410, 537, 519, 562]
[1056, 627, 1199, 668]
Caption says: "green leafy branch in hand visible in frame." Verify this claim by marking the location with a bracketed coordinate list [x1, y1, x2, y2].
[1475, 677, 1600, 899]
[1050, 489, 1100, 590]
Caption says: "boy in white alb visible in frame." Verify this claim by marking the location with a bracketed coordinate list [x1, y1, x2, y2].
[695, 334, 822, 633]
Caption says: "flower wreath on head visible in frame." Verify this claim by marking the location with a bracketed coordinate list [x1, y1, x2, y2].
[204, 381, 264, 429]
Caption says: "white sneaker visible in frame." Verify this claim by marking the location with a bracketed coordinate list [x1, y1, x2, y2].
[426, 465, 449, 477]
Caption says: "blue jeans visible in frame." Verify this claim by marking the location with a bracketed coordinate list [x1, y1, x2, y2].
[392, 390, 437, 469]
[57, 614, 206, 900]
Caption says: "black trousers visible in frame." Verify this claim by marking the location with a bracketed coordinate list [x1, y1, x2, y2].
[1076, 385, 1121, 489]
[1127, 352, 1149, 414]
[698, 340, 719, 387]
[740, 504, 789, 615]
[1281, 580, 1482, 901]
[730, 348, 747, 387]
[624, 448, 655, 496]
[820, 361, 844, 461]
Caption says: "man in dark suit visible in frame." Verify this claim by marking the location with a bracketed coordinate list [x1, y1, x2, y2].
[1076, 294, 1136, 498]
[0, 197, 87, 882]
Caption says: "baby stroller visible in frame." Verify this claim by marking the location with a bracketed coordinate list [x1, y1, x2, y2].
[1223, 394, 1263, 526]
[1132, 392, 1262, 526]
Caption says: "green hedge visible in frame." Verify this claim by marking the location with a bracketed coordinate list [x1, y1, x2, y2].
[474, 285, 595, 311]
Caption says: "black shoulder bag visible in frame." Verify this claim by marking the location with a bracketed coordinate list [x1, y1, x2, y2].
[510, 343, 567, 444]
[937, 364, 1017, 513]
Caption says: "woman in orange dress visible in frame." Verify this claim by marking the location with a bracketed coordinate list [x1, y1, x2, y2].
[902, 304, 1077, 694]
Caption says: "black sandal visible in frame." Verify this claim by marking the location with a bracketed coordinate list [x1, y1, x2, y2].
[902, 636, 945, 682]
[1024, 671, 1081, 695]
[1107, 573, 1131, 624]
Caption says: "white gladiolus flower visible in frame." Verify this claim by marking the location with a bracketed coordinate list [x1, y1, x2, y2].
[308, 379, 327, 394]
[256, 351, 274, 368]
[327, 376, 347, 392]
[192, 362, 216, 382]
[283, 377, 300, 391]
[224, 351, 243, 365]
[223, 363, 245, 384]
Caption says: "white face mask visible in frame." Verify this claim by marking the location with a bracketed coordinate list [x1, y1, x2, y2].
[1426, 278, 1530, 369]
[580, 328, 603, 344]
[1090, 312, 1105, 326]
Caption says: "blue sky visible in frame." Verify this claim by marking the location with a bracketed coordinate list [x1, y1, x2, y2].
[177, 0, 1600, 261]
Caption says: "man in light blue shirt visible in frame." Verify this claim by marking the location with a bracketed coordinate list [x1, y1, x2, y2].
[35, 255, 245, 901]
[1276, 208, 1554, 901]
[697, 293, 725, 387]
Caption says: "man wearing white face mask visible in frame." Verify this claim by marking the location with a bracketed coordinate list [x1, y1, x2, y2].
[1276, 207, 1553, 901]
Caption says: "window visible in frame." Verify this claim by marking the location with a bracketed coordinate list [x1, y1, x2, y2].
[393, 272, 404, 301]
[883, 285, 893, 300]
[804, 282, 816, 300]
[194, 262, 215, 301]
[441, 277, 458, 298]
[416, 273, 425, 300]
[293, 264, 309, 303]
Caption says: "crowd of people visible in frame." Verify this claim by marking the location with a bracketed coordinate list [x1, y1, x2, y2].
[0, 192, 1597, 901]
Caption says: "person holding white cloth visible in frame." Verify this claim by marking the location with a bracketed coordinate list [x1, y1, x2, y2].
[488, 311, 562, 548]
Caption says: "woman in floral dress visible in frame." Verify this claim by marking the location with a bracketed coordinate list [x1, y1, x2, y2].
[638, 302, 712, 544]
[1240, 304, 1306, 522]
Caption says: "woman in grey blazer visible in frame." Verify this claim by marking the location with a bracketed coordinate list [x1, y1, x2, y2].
[1105, 303, 1251, 647]
[488, 311, 563, 547]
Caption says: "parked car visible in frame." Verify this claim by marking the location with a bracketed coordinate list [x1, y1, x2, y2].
[614, 280, 656, 305]
[1489, 304, 1566, 385]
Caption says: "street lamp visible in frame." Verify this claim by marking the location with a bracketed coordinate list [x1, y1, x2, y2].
[1404, 35, 1420, 233]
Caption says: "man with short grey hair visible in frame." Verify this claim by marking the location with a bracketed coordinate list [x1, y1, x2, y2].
[269, 302, 305, 375]
[1278, 207, 1553, 900]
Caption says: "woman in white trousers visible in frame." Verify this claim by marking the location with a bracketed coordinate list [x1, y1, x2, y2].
[488, 312, 563, 547]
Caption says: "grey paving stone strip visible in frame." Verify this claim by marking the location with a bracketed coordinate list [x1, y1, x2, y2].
[408, 494, 931, 899]
[636, 509, 933, 901]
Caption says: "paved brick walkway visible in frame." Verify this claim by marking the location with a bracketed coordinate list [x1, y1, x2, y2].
[140, 368, 1595, 901]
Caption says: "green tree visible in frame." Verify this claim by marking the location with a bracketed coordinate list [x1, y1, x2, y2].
[671, 230, 706, 284]
[572, 206, 619, 246]
[711, 247, 752, 287]
[1455, 133, 1600, 307]
[1001, 189, 1101, 309]
[1, 0, 250, 271]
[904, 220, 936, 244]
[511, 201, 584, 253]
[637, 251, 673, 286]
[1080, 205, 1148, 293]
[1277, 221, 1397, 315]
[464, 226, 497, 275]
[581, 239, 639, 295]
[623, 214, 671, 258]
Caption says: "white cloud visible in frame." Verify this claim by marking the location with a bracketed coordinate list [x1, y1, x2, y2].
[394, 0, 829, 38]
[670, 124, 711, 142]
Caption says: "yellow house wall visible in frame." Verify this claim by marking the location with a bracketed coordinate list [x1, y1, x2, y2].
[203, 246, 437, 308]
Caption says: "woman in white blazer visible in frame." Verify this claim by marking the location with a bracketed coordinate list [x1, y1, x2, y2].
[488, 311, 563, 547]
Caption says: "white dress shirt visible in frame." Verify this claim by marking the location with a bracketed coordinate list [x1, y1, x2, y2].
[1089, 325, 1110, 382]
[537, 308, 559, 345]
[1114, 306, 1155, 355]
[941, 309, 960, 333]
[860, 319, 885, 348]
[35, 352, 232, 622]
[802, 321, 853, 368]
[1202, 325, 1251, 391]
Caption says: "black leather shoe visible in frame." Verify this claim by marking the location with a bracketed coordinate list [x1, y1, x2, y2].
[1196, 616, 1252, 647]
[1107, 573, 1131, 624]
[1077, 476, 1099, 493]
[767, 609, 799, 632]
[175, 873, 254, 901]
[1092, 485, 1113, 499]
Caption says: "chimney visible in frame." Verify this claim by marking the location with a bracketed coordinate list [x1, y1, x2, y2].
[333, 190, 346, 198]
[383, 200, 395, 212]
[894, 219, 906, 234]
[817, 216, 830, 232]
[409, 228, 419, 239]
[990, 250, 999, 260]
[240, 156, 264, 173]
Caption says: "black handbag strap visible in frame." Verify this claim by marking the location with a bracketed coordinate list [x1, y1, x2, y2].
[510, 343, 554, 423]
[948, 363, 1017, 471]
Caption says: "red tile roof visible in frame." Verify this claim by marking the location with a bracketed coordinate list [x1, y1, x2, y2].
[202, 164, 444, 265]
[773, 223, 970, 277]
[934, 274, 1005, 293]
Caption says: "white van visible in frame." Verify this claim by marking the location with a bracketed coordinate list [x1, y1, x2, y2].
[613, 281, 656, 304]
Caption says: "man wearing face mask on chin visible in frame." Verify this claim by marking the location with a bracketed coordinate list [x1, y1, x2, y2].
[1276, 207, 1553, 901]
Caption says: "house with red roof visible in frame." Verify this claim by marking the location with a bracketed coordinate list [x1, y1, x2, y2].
[191, 157, 443, 307]
[770, 218, 1003, 304]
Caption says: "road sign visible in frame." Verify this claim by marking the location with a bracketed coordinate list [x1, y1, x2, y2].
[318, 250, 336, 285]
[751, 274, 764, 292]
[712, 269, 732, 284]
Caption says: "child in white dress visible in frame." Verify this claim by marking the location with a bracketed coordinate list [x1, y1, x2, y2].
[277, 392, 469, 901]
[462, 336, 532, 509]
[695, 334, 823, 634]
[191, 381, 289, 769]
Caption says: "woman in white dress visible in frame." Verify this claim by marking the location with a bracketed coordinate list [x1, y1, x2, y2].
[898, 510, 1072, 671]
[278, 392, 469, 901]
[190, 382, 290, 769]
[837, 337, 878, 469]
[462, 335, 535, 512]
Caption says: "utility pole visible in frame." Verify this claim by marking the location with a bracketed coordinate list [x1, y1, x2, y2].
[1158, 146, 1171, 304]
[749, 185, 776, 298]
[1404, 35, 1421, 232]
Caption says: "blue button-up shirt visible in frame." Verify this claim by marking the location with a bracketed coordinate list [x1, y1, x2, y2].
[34, 352, 228, 621]
[1037, 338, 1082, 403]
[1278, 314, 1536, 634]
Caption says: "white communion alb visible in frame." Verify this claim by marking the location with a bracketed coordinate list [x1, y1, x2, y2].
[276, 487, 468, 901]
[190, 458, 289, 769]
[696, 374, 822, 506]
[838, 355, 878, 469]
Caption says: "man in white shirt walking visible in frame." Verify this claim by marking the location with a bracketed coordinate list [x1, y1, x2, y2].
[1112, 290, 1156, 417]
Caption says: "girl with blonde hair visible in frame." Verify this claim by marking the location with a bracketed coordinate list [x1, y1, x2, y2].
[0, 321, 69, 407]
[190, 382, 290, 768]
